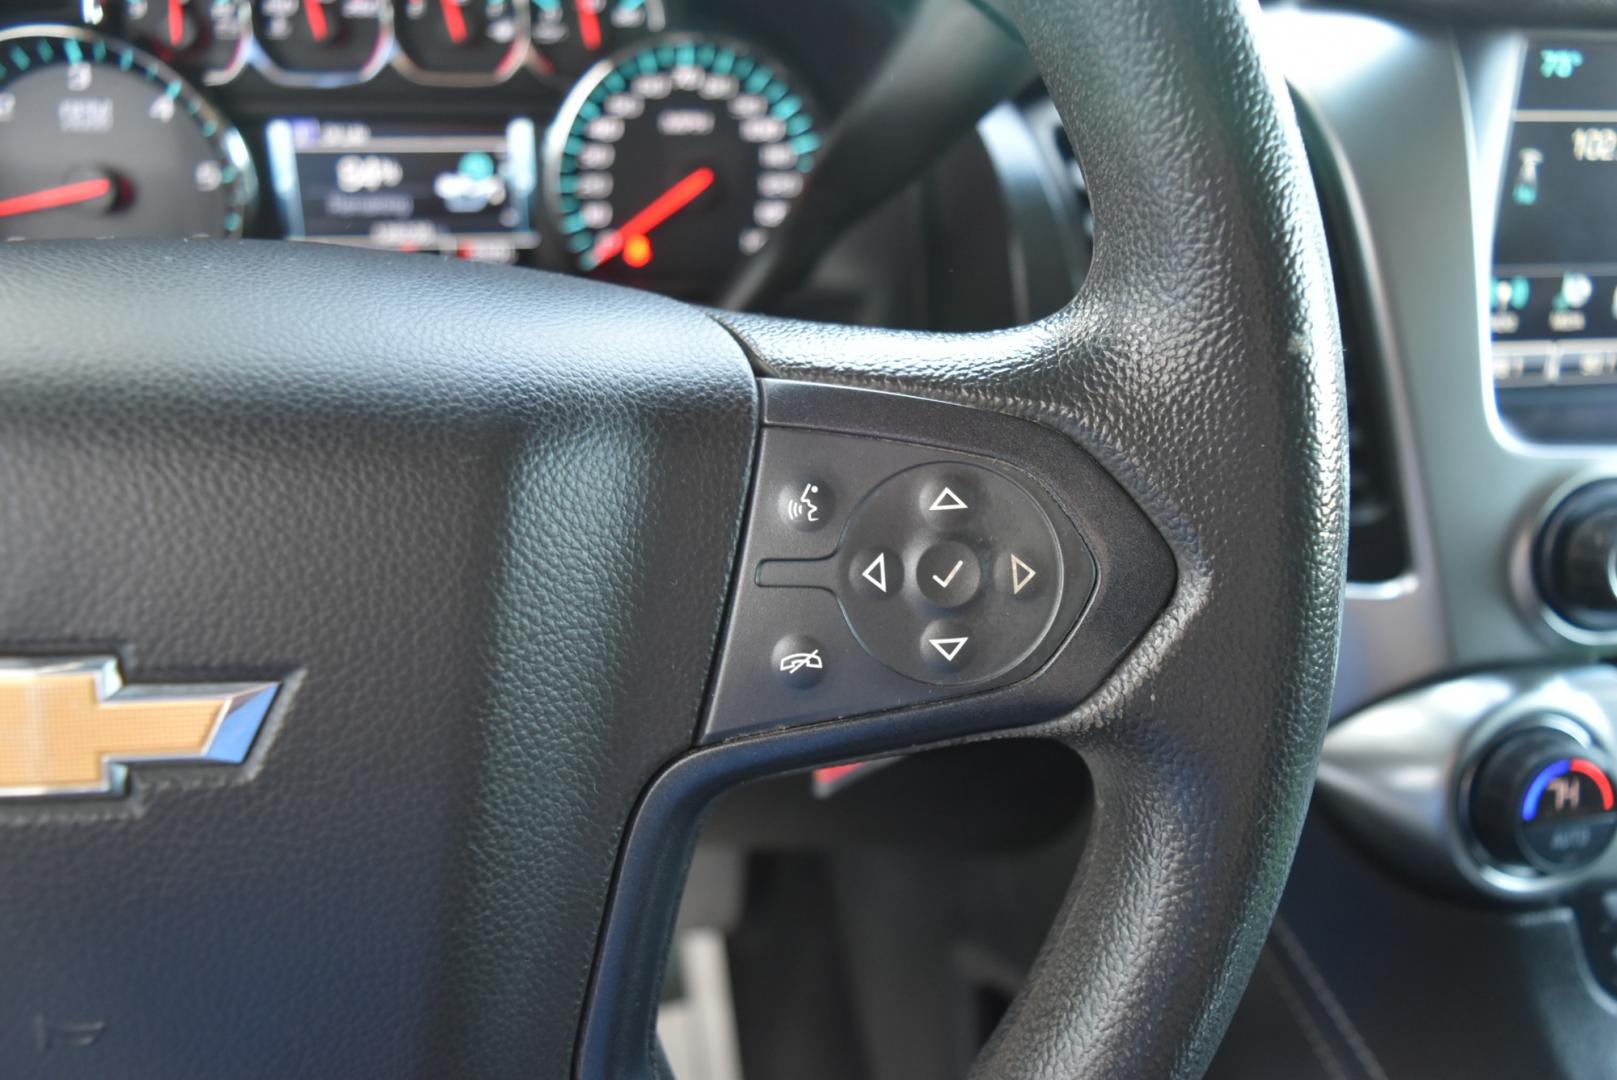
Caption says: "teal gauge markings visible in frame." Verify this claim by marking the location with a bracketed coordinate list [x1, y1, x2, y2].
[546, 35, 819, 292]
[0, 26, 256, 240]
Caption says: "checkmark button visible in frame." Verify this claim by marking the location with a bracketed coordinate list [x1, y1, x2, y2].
[916, 541, 981, 608]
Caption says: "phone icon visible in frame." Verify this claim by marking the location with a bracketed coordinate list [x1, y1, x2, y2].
[778, 650, 823, 675]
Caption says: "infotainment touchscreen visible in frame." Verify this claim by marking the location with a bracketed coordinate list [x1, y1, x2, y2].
[1491, 41, 1617, 440]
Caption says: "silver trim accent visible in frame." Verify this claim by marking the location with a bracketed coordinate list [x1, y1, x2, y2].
[77, 0, 252, 85]
[264, 116, 304, 237]
[200, 0, 254, 86]
[0, 656, 278, 800]
[523, 0, 665, 82]
[248, 0, 395, 89]
[389, 0, 531, 88]
[1508, 467, 1617, 647]
[1319, 665, 1617, 903]
[1512, 107, 1617, 122]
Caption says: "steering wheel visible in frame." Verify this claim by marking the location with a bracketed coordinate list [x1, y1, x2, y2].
[0, 0, 1344, 1076]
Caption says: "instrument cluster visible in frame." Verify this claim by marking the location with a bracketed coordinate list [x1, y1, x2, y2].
[0, 0, 860, 300]
[103, 0, 664, 87]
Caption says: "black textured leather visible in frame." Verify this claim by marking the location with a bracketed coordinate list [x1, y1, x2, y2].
[0, 241, 756, 1078]
[715, 0, 1348, 1075]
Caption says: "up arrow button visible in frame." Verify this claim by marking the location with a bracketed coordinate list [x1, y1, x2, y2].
[918, 473, 977, 518]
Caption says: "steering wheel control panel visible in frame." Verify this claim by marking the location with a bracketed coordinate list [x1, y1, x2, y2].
[761, 455, 1077, 686]
[703, 418, 1096, 740]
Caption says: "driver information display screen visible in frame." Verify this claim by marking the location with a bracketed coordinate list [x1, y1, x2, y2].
[1492, 42, 1617, 393]
[265, 117, 538, 262]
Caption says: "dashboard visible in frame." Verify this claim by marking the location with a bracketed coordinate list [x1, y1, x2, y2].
[5, 4, 1617, 1078]
[0, 0, 907, 302]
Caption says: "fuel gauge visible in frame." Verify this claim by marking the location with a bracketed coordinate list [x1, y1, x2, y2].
[395, 0, 528, 85]
[530, 0, 661, 79]
[119, 0, 252, 84]
[252, 0, 391, 86]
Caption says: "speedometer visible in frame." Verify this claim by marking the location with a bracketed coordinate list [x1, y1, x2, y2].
[0, 25, 254, 240]
[544, 36, 819, 295]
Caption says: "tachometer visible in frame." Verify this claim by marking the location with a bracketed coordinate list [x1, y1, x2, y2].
[545, 36, 819, 295]
[0, 25, 255, 240]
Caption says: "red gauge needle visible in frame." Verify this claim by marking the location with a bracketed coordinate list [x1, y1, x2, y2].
[167, 0, 185, 47]
[0, 178, 114, 220]
[440, 0, 469, 44]
[305, 0, 330, 42]
[590, 167, 715, 267]
[574, 0, 602, 51]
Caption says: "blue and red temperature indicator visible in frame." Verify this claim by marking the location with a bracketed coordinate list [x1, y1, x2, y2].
[1521, 757, 1616, 822]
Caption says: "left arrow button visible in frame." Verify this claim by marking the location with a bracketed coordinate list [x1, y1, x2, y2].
[850, 547, 900, 598]
[862, 552, 888, 593]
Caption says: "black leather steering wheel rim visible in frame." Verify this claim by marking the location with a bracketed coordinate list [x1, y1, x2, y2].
[0, 0, 1344, 1076]
[719, 0, 1348, 1065]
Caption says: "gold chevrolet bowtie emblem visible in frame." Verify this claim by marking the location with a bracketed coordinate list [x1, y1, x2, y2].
[0, 657, 278, 798]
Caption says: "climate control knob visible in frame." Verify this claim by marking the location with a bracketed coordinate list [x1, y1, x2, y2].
[1536, 480, 1617, 633]
[1470, 725, 1617, 873]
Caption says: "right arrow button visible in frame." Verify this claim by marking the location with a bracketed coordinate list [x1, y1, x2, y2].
[1010, 554, 1038, 596]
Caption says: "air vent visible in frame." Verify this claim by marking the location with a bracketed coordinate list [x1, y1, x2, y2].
[1333, 235, 1409, 580]
[1303, 116, 1411, 584]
